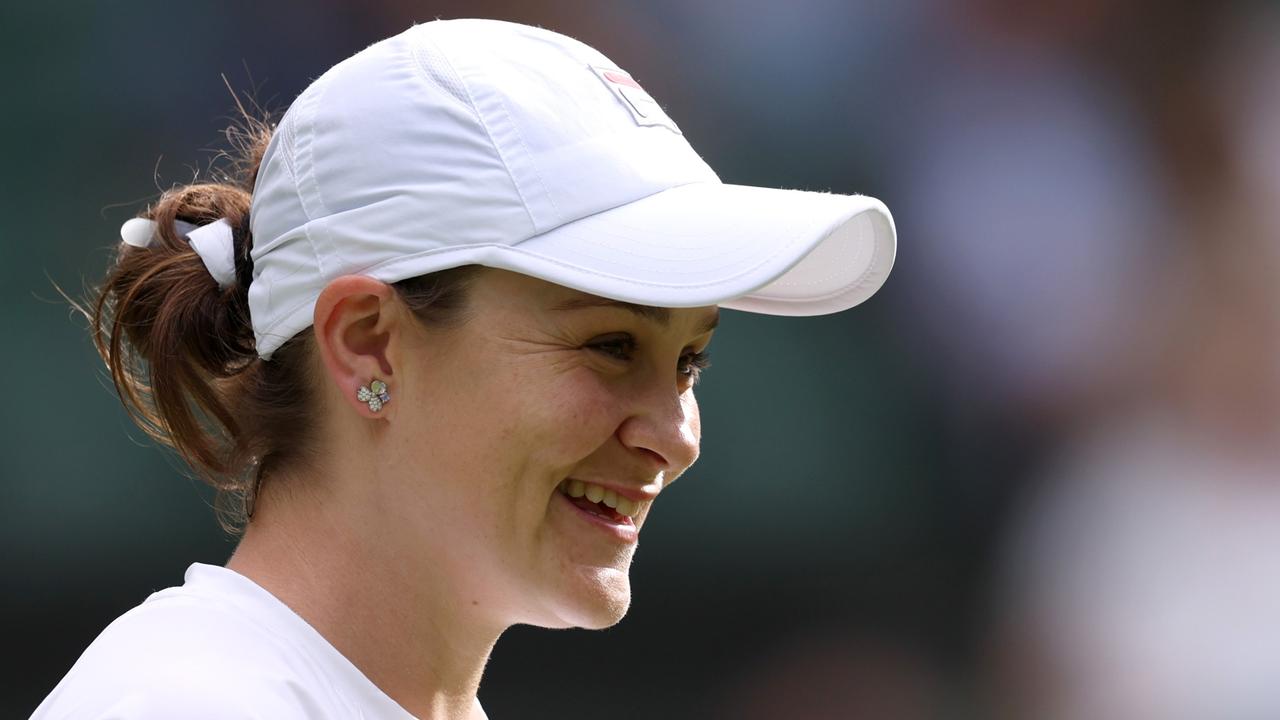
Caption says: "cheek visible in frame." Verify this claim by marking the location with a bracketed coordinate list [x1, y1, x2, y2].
[684, 392, 702, 440]
[680, 391, 703, 469]
[437, 359, 624, 478]
[521, 371, 625, 463]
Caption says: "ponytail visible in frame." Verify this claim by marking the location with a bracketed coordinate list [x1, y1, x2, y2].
[73, 115, 479, 533]
[77, 119, 305, 530]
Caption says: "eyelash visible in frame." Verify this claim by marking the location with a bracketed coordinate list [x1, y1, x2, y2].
[589, 337, 712, 383]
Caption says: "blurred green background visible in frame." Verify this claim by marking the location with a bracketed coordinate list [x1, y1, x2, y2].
[8, 1, 1280, 718]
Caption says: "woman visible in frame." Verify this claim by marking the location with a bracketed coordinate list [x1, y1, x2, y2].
[35, 18, 895, 720]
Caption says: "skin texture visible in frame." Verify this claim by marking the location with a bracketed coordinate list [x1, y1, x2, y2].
[227, 268, 718, 720]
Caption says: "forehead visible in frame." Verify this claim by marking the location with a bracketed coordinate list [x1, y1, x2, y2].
[477, 269, 719, 334]
[548, 293, 720, 334]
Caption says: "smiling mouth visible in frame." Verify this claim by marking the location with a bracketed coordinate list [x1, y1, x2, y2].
[557, 479, 638, 523]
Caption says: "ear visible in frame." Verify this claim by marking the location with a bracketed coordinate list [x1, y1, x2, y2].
[313, 275, 403, 418]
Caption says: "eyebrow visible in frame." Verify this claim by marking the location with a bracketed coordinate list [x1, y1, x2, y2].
[551, 296, 720, 334]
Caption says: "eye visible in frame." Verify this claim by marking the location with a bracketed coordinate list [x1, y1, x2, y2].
[679, 350, 712, 384]
[586, 335, 712, 385]
[587, 335, 636, 361]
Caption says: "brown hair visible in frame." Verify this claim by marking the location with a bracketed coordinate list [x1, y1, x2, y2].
[76, 117, 479, 534]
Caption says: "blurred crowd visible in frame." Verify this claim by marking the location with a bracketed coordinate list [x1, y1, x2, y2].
[894, 1, 1280, 718]
[696, 0, 1280, 716]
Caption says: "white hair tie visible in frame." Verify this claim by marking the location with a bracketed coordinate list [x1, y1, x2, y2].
[119, 217, 238, 289]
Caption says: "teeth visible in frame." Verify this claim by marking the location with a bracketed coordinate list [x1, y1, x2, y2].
[614, 496, 637, 517]
[560, 479, 641, 518]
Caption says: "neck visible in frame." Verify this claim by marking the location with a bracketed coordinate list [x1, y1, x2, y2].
[227, 475, 500, 720]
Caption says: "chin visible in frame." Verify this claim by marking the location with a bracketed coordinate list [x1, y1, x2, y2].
[541, 566, 633, 629]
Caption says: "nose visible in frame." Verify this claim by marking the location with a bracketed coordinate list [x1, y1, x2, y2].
[615, 381, 701, 478]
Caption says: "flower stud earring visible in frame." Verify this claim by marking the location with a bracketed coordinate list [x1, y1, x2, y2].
[356, 379, 391, 413]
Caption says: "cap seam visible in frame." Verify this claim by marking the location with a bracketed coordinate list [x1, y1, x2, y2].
[290, 73, 334, 279]
[408, 29, 487, 115]
[488, 77, 562, 228]
[276, 118, 301, 197]
[424, 33, 539, 234]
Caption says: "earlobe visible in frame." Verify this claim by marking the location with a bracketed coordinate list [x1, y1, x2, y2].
[313, 276, 400, 417]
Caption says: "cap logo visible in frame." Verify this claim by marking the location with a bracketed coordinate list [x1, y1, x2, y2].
[590, 66, 682, 135]
[602, 70, 642, 89]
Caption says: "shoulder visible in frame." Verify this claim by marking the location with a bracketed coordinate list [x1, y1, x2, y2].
[33, 675, 292, 720]
[32, 576, 348, 719]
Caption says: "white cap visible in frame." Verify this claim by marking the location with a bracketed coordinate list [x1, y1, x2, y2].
[248, 18, 896, 359]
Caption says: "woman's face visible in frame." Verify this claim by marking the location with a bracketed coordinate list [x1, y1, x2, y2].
[382, 269, 718, 629]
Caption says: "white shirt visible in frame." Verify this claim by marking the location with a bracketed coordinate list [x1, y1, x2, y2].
[32, 563, 422, 719]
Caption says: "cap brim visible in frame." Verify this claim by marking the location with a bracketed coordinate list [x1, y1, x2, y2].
[489, 181, 896, 314]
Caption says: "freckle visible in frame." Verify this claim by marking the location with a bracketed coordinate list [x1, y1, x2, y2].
[471, 599, 479, 606]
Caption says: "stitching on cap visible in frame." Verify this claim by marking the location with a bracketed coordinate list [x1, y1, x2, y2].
[277, 116, 300, 190]
[290, 73, 334, 277]
[422, 33, 538, 233]
[409, 30, 482, 113]
[291, 77, 332, 222]
[488, 73, 561, 224]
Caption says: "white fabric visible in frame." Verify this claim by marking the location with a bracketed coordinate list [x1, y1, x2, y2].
[119, 217, 156, 248]
[185, 219, 237, 288]
[31, 564, 422, 719]
[248, 18, 895, 358]
[117, 218, 238, 289]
